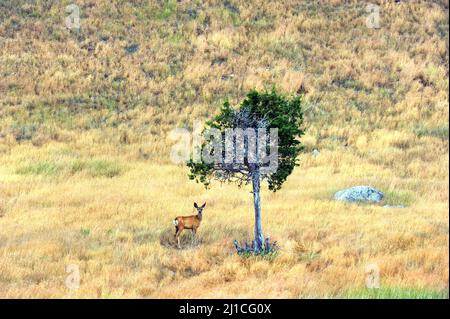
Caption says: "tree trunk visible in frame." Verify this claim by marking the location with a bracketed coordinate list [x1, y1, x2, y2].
[252, 168, 264, 252]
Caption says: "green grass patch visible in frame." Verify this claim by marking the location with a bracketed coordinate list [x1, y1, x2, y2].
[16, 161, 64, 176]
[414, 124, 449, 140]
[156, 0, 177, 20]
[16, 159, 123, 178]
[238, 250, 279, 261]
[345, 287, 449, 299]
[80, 228, 91, 237]
[383, 190, 414, 206]
[72, 160, 122, 178]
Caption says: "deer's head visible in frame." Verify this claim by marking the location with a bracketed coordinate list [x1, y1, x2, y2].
[194, 202, 206, 218]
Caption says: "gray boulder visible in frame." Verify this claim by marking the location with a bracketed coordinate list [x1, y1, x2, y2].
[335, 186, 384, 203]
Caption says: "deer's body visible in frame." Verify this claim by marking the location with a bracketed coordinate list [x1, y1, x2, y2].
[173, 202, 205, 248]
[173, 214, 202, 230]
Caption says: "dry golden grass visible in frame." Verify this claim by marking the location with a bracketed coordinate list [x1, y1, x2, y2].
[0, 0, 448, 298]
[0, 139, 448, 298]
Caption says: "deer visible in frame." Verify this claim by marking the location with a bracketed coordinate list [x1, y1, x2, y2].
[173, 202, 206, 249]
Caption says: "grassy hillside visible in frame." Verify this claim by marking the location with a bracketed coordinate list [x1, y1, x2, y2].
[0, 0, 448, 298]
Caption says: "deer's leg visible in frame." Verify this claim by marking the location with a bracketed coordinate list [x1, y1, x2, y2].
[192, 227, 199, 245]
[175, 228, 183, 249]
[191, 228, 196, 245]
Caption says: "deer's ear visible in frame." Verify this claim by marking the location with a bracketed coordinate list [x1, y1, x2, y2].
[201, 202, 206, 208]
[194, 202, 198, 208]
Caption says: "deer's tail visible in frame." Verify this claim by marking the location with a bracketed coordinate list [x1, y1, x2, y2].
[173, 219, 179, 226]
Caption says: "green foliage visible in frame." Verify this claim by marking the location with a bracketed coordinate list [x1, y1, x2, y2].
[187, 88, 305, 192]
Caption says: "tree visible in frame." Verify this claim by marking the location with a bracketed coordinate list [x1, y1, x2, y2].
[187, 88, 305, 252]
